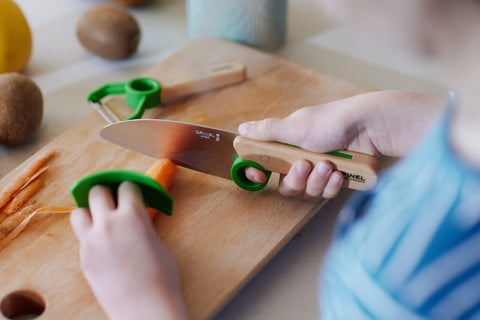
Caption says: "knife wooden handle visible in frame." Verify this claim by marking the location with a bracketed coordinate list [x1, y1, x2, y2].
[160, 61, 246, 101]
[233, 136, 381, 191]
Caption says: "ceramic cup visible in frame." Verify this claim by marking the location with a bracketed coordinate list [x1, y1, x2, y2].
[187, 0, 287, 51]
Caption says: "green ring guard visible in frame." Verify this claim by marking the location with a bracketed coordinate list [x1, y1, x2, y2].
[230, 156, 272, 191]
[87, 77, 161, 121]
[70, 169, 173, 216]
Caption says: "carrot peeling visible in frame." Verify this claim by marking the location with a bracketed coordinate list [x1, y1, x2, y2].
[0, 149, 55, 210]
[18, 166, 48, 193]
[2, 178, 45, 215]
[0, 206, 75, 251]
[0, 212, 6, 225]
[145, 158, 178, 220]
[0, 205, 37, 241]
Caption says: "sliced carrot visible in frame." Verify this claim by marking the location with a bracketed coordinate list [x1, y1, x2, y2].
[2, 178, 45, 215]
[145, 158, 178, 220]
[0, 149, 55, 210]
[145, 158, 178, 189]
[0, 206, 75, 251]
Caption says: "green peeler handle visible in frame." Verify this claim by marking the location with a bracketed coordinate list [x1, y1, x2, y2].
[87, 77, 162, 121]
[70, 169, 173, 216]
[230, 156, 272, 191]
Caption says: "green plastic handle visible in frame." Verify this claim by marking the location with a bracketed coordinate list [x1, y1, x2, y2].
[87, 77, 162, 121]
[70, 169, 173, 216]
[230, 156, 272, 191]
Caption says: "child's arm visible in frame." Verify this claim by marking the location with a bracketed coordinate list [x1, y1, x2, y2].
[240, 90, 446, 199]
[70, 182, 189, 320]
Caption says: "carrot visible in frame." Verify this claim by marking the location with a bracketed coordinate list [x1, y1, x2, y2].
[0, 206, 75, 251]
[0, 149, 55, 210]
[145, 158, 178, 189]
[145, 158, 178, 220]
[2, 178, 45, 215]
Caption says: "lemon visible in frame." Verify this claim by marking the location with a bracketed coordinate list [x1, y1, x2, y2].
[0, 0, 32, 73]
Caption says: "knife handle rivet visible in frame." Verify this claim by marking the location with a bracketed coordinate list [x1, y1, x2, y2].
[260, 155, 269, 162]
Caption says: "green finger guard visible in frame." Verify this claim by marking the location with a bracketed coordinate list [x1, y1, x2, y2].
[70, 169, 173, 216]
[230, 156, 272, 191]
[87, 77, 161, 121]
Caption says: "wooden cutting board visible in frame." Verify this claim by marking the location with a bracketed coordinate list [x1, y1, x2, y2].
[0, 39, 370, 320]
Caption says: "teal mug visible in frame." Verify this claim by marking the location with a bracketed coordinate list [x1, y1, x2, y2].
[187, 0, 287, 51]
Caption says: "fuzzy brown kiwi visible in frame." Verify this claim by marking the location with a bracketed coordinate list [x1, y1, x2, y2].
[77, 5, 141, 60]
[0, 73, 43, 146]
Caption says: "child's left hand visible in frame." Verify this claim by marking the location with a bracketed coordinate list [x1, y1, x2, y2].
[70, 181, 188, 320]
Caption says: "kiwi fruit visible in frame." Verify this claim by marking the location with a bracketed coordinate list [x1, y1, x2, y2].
[109, 0, 151, 7]
[77, 5, 141, 60]
[0, 73, 43, 146]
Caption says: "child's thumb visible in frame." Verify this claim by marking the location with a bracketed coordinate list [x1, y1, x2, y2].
[238, 118, 293, 142]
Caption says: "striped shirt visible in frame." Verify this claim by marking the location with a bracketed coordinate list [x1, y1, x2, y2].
[320, 94, 480, 319]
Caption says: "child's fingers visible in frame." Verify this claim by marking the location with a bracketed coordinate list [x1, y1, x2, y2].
[117, 181, 146, 214]
[70, 208, 92, 238]
[322, 172, 344, 199]
[302, 161, 332, 199]
[244, 167, 268, 184]
[278, 160, 312, 197]
[88, 185, 116, 221]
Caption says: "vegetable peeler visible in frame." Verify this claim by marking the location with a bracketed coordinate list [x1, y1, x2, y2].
[88, 61, 246, 123]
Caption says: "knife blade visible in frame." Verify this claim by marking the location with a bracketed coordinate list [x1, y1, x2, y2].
[100, 119, 381, 191]
[101, 119, 238, 180]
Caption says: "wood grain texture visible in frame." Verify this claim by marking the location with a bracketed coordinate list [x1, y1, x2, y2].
[0, 39, 371, 320]
[160, 61, 246, 101]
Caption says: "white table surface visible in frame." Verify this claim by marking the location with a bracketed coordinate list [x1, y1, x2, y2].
[2, 1, 447, 319]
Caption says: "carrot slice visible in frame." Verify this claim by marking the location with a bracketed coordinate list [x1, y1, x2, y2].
[145, 158, 178, 220]
[0, 206, 75, 251]
[2, 178, 45, 215]
[0, 149, 55, 210]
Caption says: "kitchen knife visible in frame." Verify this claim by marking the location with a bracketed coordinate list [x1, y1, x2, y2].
[100, 119, 381, 191]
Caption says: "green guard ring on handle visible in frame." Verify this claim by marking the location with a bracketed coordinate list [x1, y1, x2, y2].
[87, 77, 162, 121]
[70, 169, 173, 216]
[230, 156, 272, 191]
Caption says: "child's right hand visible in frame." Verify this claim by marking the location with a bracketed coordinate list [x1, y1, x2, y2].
[239, 90, 446, 200]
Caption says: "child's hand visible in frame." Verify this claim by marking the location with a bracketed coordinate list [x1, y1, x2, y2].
[239, 103, 348, 200]
[239, 91, 445, 200]
[70, 181, 188, 320]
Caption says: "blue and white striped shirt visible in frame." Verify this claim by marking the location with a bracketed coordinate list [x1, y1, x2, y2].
[321, 95, 480, 319]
